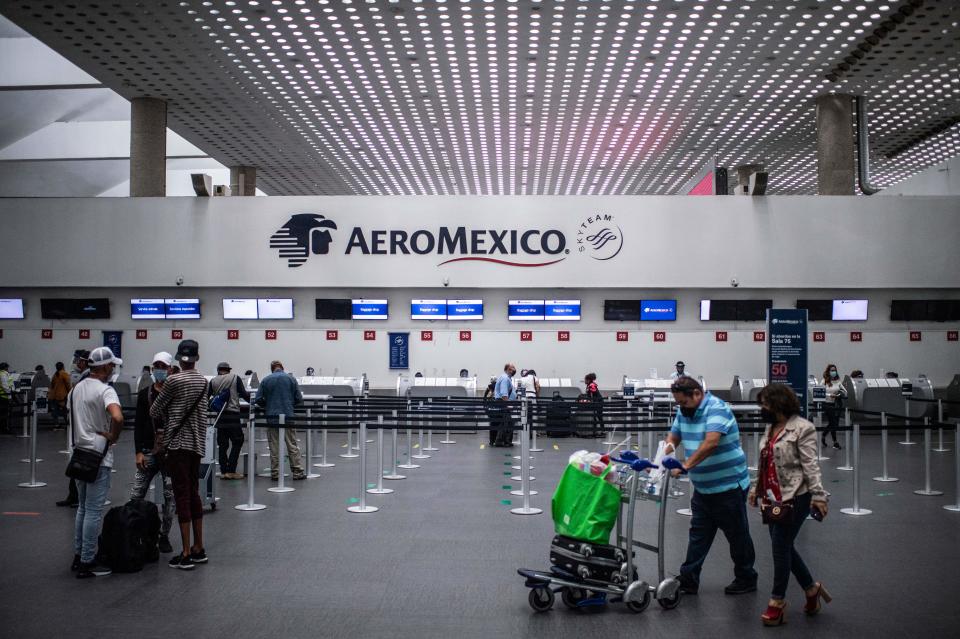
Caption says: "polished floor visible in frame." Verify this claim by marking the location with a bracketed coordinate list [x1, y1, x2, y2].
[1, 423, 959, 639]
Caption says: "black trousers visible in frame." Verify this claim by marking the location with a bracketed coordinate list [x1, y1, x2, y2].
[822, 405, 841, 443]
[216, 411, 245, 474]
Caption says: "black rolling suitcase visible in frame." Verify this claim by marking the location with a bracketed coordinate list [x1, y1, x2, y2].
[545, 395, 573, 437]
[549, 534, 627, 583]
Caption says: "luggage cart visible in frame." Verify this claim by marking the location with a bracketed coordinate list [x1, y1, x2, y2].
[518, 454, 682, 613]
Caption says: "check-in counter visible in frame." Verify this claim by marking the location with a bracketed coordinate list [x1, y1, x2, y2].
[396, 375, 478, 398]
[730, 376, 767, 403]
[842, 375, 936, 418]
[299, 375, 364, 399]
[535, 378, 581, 400]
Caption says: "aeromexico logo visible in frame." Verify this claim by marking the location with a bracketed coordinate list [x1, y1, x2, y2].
[269, 213, 623, 268]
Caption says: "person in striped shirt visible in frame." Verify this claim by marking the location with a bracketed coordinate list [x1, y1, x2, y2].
[666, 376, 757, 596]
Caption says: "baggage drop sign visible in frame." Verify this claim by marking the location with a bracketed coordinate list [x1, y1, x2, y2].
[767, 309, 809, 418]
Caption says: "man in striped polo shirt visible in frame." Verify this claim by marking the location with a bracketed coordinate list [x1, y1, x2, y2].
[667, 376, 757, 596]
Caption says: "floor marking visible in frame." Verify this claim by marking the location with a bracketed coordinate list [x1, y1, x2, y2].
[502, 485, 512, 490]
[500, 499, 512, 505]
[2, 512, 40, 516]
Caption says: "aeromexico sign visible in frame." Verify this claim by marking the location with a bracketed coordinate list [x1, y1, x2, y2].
[270, 213, 623, 268]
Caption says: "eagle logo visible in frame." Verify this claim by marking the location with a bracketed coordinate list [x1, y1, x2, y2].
[270, 214, 338, 268]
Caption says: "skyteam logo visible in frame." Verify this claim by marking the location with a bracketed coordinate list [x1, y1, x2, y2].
[270, 214, 337, 268]
[577, 214, 624, 261]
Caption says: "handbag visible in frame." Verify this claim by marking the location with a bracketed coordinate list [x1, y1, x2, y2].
[65, 382, 109, 483]
[760, 499, 794, 525]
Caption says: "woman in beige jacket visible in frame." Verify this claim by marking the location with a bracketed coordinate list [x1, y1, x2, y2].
[749, 383, 831, 626]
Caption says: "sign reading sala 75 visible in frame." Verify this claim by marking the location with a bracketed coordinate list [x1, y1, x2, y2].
[269, 213, 624, 269]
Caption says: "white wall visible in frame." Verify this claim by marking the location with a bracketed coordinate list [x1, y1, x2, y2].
[881, 157, 960, 196]
[1, 287, 957, 390]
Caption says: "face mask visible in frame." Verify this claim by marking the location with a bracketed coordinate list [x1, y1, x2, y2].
[679, 405, 697, 419]
[830, 371, 839, 379]
[760, 408, 777, 424]
[153, 370, 168, 383]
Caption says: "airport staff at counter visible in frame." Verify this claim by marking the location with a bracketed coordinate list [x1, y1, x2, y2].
[670, 361, 690, 379]
[665, 376, 757, 597]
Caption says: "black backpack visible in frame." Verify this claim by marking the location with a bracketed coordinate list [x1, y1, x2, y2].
[545, 393, 573, 437]
[97, 499, 161, 572]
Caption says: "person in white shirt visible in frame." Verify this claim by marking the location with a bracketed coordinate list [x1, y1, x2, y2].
[69, 346, 124, 579]
[517, 369, 541, 399]
[821, 363, 846, 449]
[670, 361, 690, 379]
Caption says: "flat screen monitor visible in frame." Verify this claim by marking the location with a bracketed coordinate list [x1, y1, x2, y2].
[796, 299, 832, 321]
[508, 299, 545, 321]
[411, 299, 447, 320]
[0, 298, 25, 319]
[352, 299, 388, 320]
[926, 300, 952, 323]
[737, 299, 773, 321]
[699, 299, 738, 321]
[447, 299, 483, 320]
[545, 299, 581, 321]
[832, 299, 868, 321]
[165, 299, 200, 319]
[640, 299, 676, 321]
[131, 299, 166, 320]
[41, 298, 110, 320]
[257, 298, 293, 320]
[890, 300, 927, 321]
[604, 300, 640, 321]
[222, 298, 258, 320]
[315, 298, 352, 320]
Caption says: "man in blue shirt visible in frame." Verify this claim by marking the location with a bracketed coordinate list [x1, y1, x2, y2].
[255, 360, 305, 480]
[491, 363, 517, 447]
[666, 376, 757, 596]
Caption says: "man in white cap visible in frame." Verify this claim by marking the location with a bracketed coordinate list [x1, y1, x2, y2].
[130, 351, 176, 554]
[69, 346, 124, 578]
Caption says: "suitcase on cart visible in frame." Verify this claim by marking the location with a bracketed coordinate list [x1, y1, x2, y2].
[549, 534, 629, 583]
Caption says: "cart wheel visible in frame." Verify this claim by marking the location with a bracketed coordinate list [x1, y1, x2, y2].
[561, 587, 587, 610]
[528, 587, 555, 613]
[658, 590, 682, 610]
[209, 502, 217, 511]
[626, 590, 653, 613]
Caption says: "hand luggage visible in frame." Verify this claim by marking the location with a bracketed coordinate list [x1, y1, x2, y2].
[549, 534, 631, 584]
[545, 396, 573, 437]
[97, 499, 161, 572]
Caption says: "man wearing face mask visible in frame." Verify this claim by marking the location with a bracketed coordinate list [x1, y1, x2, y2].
[57, 350, 91, 508]
[130, 352, 176, 554]
[666, 376, 756, 596]
[492, 363, 517, 447]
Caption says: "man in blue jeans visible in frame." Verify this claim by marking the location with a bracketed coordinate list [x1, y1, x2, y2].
[666, 376, 757, 595]
[68, 346, 125, 578]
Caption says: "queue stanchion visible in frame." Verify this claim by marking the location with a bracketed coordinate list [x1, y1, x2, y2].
[412, 401, 430, 460]
[934, 400, 950, 453]
[18, 391, 29, 438]
[236, 408, 266, 511]
[18, 403, 45, 488]
[60, 419, 72, 454]
[268, 415, 294, 493]
[872, 411, 899, 483]
[314, 402, 335, 468]
[914, 417, 944, 496]
[529, 400, 543, 453]
[20, 408, 42, 463]
[510, 400, 541, 515]
[748, 431, 759, 472]
[423, 398, 438, 451]
[347, 420, 378, 513]
[814, 404, 829, 461]
[441, 396, 456, 444]
[304, 408, 320, 479]
[383, 409, 405, 480]
[899, 399, 915, 445]
[340, 400, 359, 459]
[367, 415, 393, 495]
[944, 423, 960, 512]
[837, 409, 853, 471]
[398, 400, 419, 470]
[840, 422, 872, 516]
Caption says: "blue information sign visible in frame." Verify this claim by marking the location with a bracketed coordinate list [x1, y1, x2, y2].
[767, 309, 808, 417]
[388, 332, 409, 370]
[102, 330, 123, 360]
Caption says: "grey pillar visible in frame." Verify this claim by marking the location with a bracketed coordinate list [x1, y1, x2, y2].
[735, 164, 764, 194]
[230, 166, 257, 196]
[130, 98, 167, 197]
[816, 94, 855, 195]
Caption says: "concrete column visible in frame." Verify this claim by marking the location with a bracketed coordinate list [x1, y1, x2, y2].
[816, 94, 855, 195]
[230, 165, 257, 196]
[129, 97, 167, 197]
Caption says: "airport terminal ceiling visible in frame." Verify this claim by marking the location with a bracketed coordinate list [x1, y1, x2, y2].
[0, 0, 957, 196]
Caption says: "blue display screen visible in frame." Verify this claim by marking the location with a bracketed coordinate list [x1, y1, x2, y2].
[133, 298, 201, 320]
[544, 300, 581, 321]
[508, 300, 545, 321]
[447, 300, 483, 320]
[131, 299, 165, 319]
[165, 299, 201, 319]
[640, 299, 677, 321]
[411, 300, 447, 320]
[352, 299, 388, 320]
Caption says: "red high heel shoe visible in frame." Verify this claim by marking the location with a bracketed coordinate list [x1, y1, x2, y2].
[804, 582, 832, 615]
[761, 600, 787, 626]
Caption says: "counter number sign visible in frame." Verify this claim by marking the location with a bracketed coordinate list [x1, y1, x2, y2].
[616, 331, 629, 342]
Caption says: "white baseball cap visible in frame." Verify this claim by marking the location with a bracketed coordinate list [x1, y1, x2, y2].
[88, 346, 123, 368]
[152, 351, 174, 367]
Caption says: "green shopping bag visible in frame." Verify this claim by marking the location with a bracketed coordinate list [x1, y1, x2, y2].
[552, 463, 621, 544]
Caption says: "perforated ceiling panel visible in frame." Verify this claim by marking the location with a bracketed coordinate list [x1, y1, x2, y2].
[1, 0, 958, 195]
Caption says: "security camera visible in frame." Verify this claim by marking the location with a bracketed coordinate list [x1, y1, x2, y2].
[176, 276, 184, 286]
[730, 277, 739, 288]
[442, 277, 450, 287]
